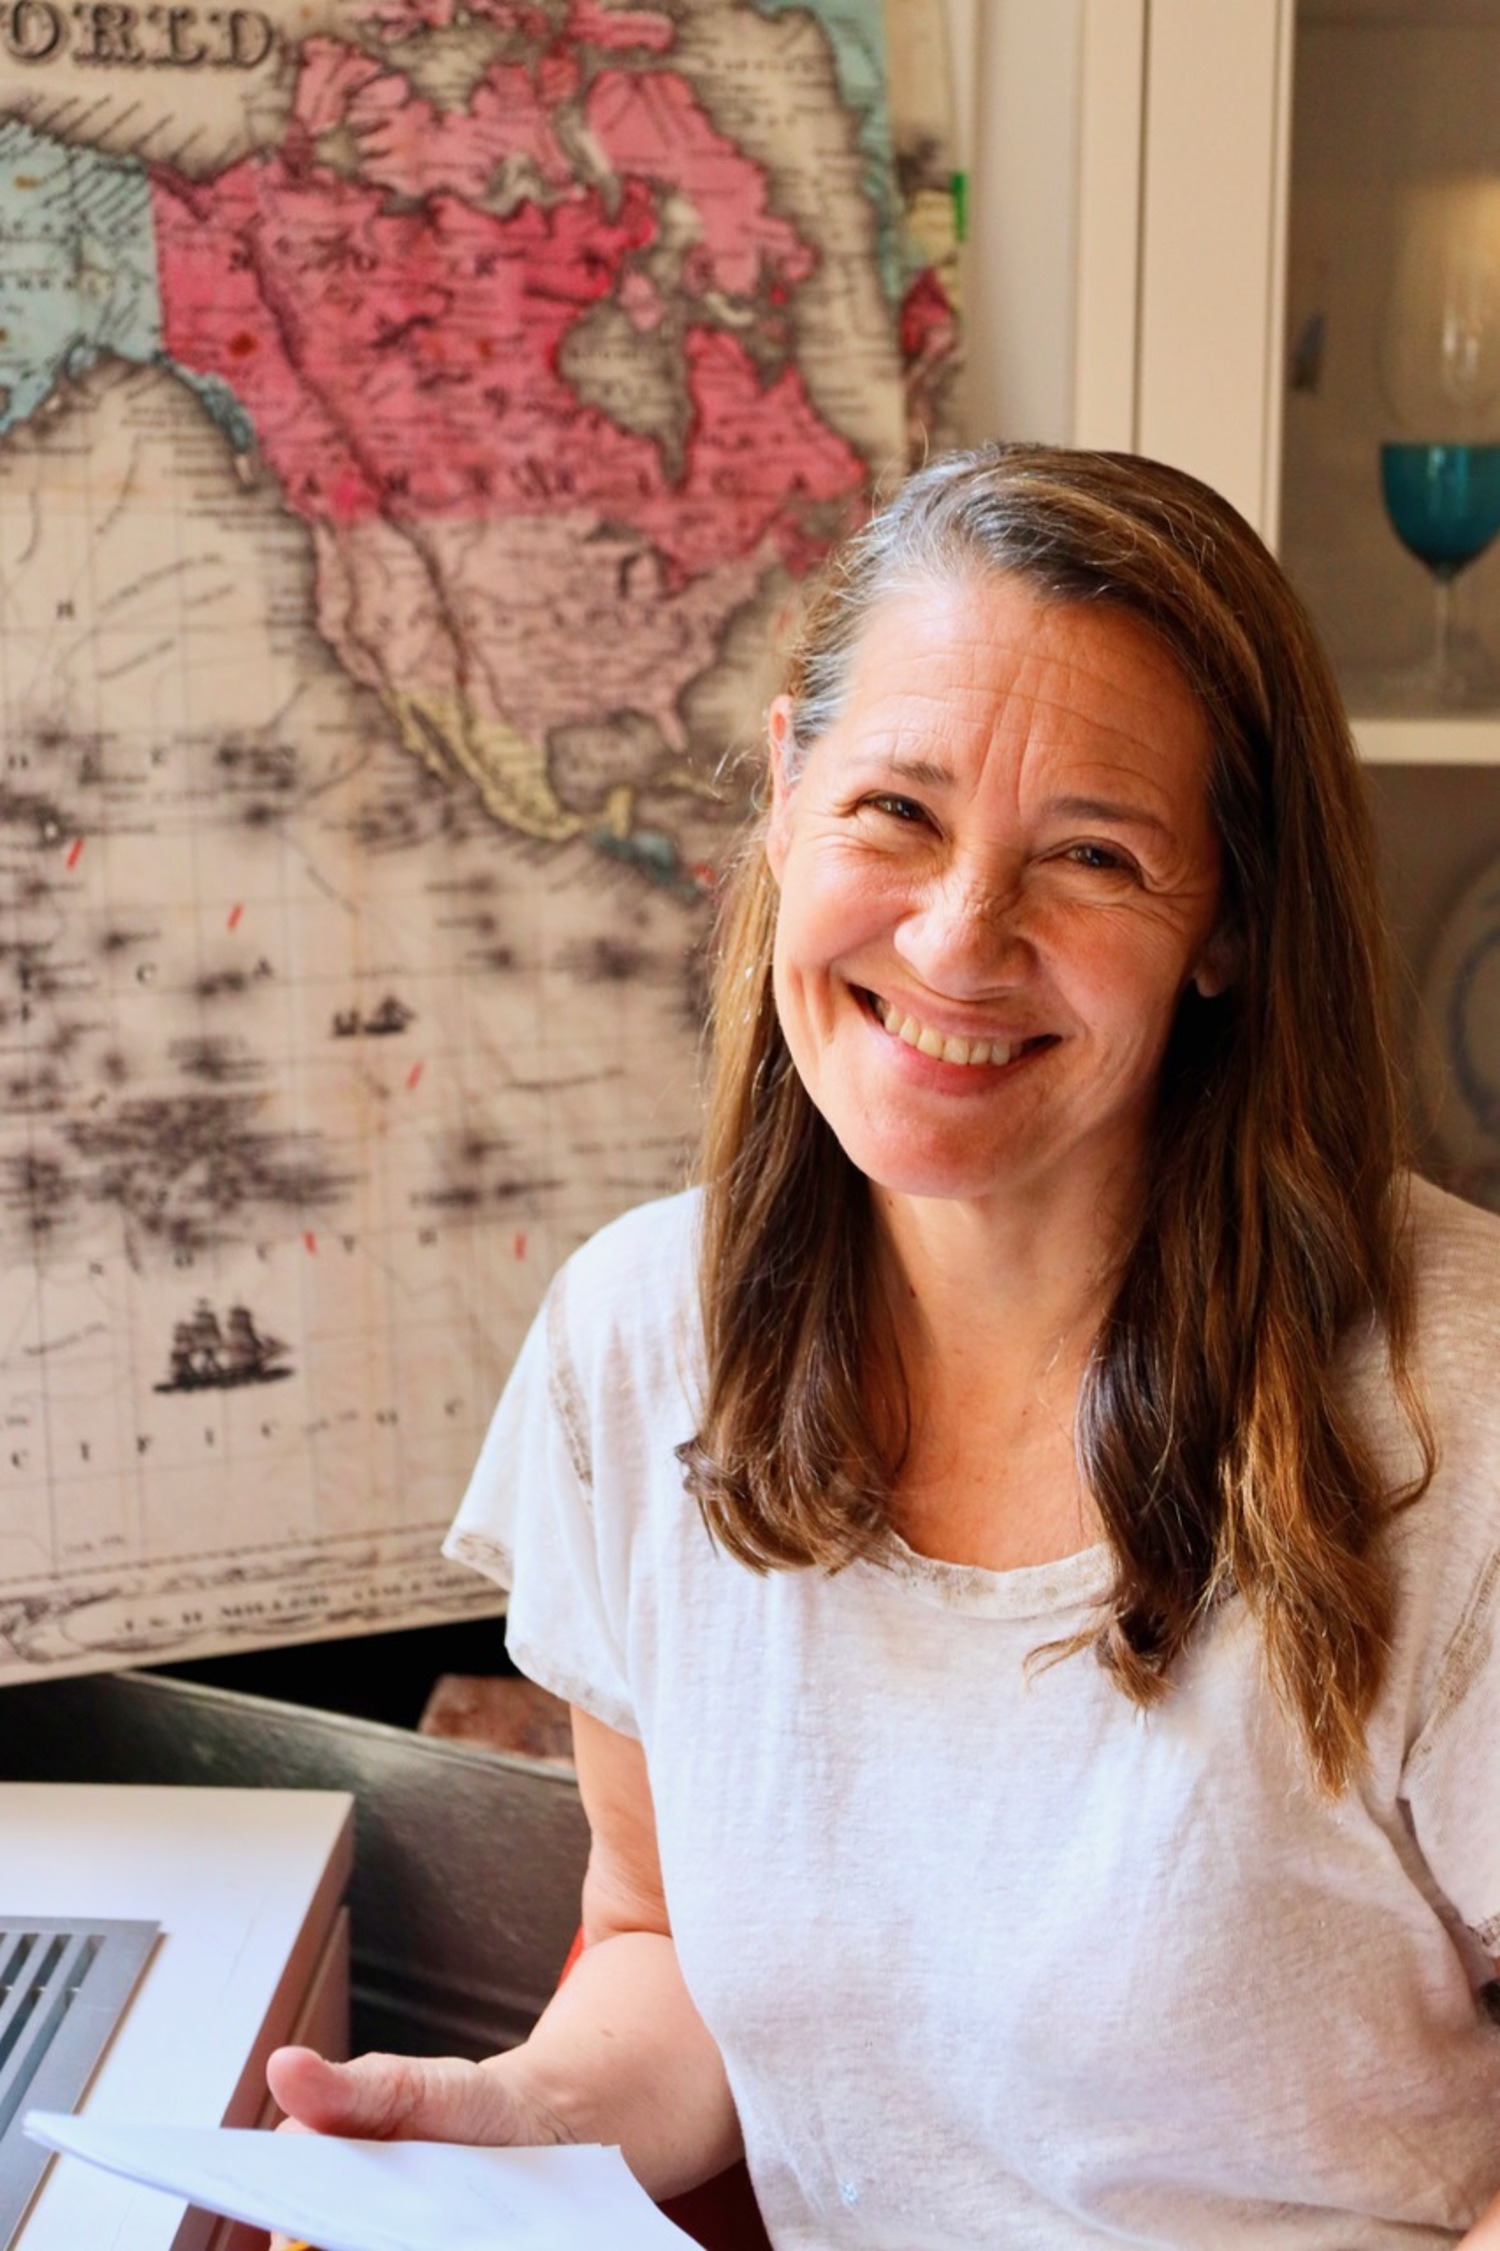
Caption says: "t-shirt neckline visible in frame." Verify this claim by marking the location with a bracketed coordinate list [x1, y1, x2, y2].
[867, 1529, 1114, 1619]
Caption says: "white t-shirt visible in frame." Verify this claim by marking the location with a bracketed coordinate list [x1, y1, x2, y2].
[444, 1176, 1500, 2249]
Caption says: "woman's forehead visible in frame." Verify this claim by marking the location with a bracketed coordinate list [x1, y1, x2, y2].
[826, 575, 1211, 781]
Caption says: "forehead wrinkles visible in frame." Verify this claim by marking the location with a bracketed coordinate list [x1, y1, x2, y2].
[836, 634, 1208, 806]
[842, 581, 1203, 729]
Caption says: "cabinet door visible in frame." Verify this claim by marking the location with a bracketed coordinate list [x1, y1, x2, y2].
[1074, 0, 1291, 536]
[1137, 0, 1292, 536]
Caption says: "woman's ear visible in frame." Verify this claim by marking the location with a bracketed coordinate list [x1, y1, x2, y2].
[765, 696, 798, 884]
[1191, 921, 1241, 1000]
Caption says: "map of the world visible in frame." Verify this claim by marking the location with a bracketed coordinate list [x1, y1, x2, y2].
[0, 0, 960, 1677]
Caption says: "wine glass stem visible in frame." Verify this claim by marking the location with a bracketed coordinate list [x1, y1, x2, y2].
[1434, 571, 1455, 690]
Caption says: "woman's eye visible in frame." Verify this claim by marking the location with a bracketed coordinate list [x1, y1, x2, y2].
[862, 793, 928, 824]
[1064, 842, 1135, 875]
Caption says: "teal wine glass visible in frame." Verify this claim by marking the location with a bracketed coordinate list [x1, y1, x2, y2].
[1380, 442, 1500, 700]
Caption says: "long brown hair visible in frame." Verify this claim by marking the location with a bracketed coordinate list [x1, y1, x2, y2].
[677, 445, 1433, 1793]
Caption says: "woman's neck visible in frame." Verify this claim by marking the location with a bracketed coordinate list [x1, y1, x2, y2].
[867, 1172, 1135, 1571]
[872, 1162, 1135, 1378]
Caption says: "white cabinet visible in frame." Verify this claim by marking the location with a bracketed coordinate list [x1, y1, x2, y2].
[1073, 0, 1289, 534]
[1072, 0, 1500, 766]
[5, 1785, 353, 2251]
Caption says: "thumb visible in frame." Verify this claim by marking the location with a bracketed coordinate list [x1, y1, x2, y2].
[265, 2045, 548, 2146]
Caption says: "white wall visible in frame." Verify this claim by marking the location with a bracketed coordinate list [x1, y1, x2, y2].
[949, 0, 1086, 445]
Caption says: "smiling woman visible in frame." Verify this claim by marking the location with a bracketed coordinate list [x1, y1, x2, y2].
[684, 448, 1427, 1774]
[762, 579, 1227, 1220]
[270, 448, 1500, 2251]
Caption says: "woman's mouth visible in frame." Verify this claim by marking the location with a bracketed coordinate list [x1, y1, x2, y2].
[867, 992, 1053, 1069]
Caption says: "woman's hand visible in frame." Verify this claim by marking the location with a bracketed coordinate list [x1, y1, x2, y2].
[265, 2042, 568, 2146]
[263, 1708, 740, 2251]
[264, 2043, 570, 2251]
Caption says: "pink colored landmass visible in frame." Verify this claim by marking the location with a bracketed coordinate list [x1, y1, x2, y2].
[152, 167, 389, 516]
[289, 41, 811, 310]
[635, 328, 867, 586]
[315, 510, 765, 758]
[148, 27, 874, 833]
[566, 2, 674, 55]
[585, 68, 814, 300]
[291, 38, 387, 143]
[152, 161, 666, 522]
[337, 0, 453, 45]
[902, 267, 957, 365]
[292, 43, 576, 208]
[619, 267, 663, 331]
[151, 136, 864, 575]
[333, 0, 663, 51]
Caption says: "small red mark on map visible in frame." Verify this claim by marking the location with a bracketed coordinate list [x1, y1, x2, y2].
[513, 1232, 528, 1260]
[405, 1061, 424, 1092]
[228, 330, 258, 358]
[66, 837, 84, 869]
[228, 903, 244, 931]
[332, 469, 372, 516]
[303, 1231, 318, 1255]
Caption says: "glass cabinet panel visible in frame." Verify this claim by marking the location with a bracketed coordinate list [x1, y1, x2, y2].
[1086, 0, 1500, 1203]
[1278, 0, 1500, 1208]
[1280, 0, 1500, 720]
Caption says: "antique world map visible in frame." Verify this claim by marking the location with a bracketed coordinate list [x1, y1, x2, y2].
[0, 0, 959, 1674]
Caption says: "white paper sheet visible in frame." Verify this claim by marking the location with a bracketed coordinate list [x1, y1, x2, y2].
[24, 2111, 697, 2251]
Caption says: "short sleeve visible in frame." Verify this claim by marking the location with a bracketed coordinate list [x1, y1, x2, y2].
[1401, 1546, 1500, 1953]
[443, 1264, 639, 1739]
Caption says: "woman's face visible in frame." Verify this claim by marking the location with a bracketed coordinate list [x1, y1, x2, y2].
[765, 573, 1230, 1218]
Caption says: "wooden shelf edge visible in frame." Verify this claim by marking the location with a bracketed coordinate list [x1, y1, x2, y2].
[1352, 716, 1500, 766]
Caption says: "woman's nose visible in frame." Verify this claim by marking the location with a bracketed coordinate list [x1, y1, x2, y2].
[893, 869, 1033, 992]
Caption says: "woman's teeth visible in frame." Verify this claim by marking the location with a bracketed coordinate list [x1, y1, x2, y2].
[872, 996, 1016, 1068]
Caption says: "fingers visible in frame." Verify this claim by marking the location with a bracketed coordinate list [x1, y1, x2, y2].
[265, 2044, 547, 2147]
[260, 2045, 558, 2251]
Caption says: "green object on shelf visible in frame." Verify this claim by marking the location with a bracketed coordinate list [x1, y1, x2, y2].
[952, 170, 968, 244]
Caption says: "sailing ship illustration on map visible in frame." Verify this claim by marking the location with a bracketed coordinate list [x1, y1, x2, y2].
[158, 1302, 294, 1393]
[332, 997, 416, 1039]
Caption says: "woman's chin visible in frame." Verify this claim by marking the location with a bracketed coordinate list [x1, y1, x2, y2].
[834, 1130, 1034, 1209]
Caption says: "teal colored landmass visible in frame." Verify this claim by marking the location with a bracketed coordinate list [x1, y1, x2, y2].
[0, 119, 163, 436]
[752, 0, 898, 301]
